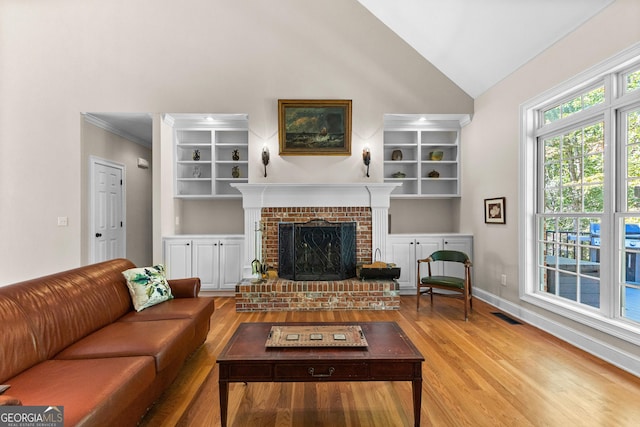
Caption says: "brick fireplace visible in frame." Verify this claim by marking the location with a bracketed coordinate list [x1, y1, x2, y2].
[262, 207, 371, 271]
[231, 183, 400, 311]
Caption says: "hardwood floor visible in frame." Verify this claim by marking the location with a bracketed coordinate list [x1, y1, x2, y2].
[139, 296, 640, 426]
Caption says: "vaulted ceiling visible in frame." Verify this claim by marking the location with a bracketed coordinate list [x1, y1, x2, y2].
[89, 0, 615, 145]
[358, 0, 614, 98]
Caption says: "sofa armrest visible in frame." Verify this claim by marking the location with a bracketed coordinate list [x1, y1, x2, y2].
[168, 277, 201, 298]
[0, 395, 22, 406]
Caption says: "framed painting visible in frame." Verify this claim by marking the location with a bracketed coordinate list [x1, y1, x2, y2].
[484, 197, 506, 224]
[278, 99, 352, 155]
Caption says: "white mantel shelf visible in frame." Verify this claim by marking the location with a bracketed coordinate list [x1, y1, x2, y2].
[231, 183, 401, 208]
[231, 183, 401, 277]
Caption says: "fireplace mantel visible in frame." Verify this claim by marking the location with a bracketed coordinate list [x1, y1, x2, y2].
[231, 183, 400, 277]
[231, 183, 400, 208]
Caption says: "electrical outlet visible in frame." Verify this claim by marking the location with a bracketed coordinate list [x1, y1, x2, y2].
[501, 274, 507, 286]
[57, 216, 68, 227]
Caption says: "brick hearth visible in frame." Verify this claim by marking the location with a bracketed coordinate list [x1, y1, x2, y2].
[236, 278, 400, 312]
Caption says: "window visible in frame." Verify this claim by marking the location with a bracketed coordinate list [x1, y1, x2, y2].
[625, 67, 640, 93]
[539, 121, 604, 309]
[521, 45, 640, 345]
[542, 86, 605, 124]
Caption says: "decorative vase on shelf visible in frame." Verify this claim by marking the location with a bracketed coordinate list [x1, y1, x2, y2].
[232, 165, 240, 178]
[391, 149, 403, 161]
[429, 151, 443, 161]
[192, 149, 200, 161]
[232, 149, 240, 161]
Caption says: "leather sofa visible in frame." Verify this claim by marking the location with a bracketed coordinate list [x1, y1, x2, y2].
[0, 258, 215, 426]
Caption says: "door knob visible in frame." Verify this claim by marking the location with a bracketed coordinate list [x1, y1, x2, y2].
[95, 233, 102, 237]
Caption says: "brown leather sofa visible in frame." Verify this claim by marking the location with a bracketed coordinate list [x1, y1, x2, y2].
[0, 258, 215, 426]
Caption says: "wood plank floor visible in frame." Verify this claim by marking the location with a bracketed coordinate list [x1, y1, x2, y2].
[139, 295, 640, 426]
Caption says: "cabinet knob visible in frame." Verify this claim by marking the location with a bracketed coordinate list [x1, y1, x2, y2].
[186, 243, 190, 246]
[410, 242, 414, 245]
[95, 233, 102, 238]
[416, 242, 420, 245]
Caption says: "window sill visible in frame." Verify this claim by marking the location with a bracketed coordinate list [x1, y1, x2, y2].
[522, 291, 640, 347]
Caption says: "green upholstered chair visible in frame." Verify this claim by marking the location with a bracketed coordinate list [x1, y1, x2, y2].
[416, 250, 473, 320]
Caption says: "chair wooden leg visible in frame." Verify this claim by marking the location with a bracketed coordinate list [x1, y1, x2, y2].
[416, 286, 420, 310]
[429, 287, 433, 304]
[463, 286, 469, 321]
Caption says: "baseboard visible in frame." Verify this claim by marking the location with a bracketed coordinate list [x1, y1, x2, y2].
[474, 288, 640, 378]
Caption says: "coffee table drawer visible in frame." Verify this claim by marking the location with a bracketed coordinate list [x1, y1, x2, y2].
[223, 363, 273, 380]
[274, 363, 369, 381]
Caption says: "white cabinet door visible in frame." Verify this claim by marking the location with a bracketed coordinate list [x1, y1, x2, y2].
[387, 237, 442, 291]
[164, 239, 192, 279]
[416, 238, 442, 278]
[192, 239, 218, 290]
[164, 236, 244, 291]
[218, 237, 244, 290]
[387, 237, 416, 290]
[443, 237, 473, 279]
[387, 234, 472, 293]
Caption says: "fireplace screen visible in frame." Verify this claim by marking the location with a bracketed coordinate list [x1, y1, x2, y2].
[278, 219, 356, 281]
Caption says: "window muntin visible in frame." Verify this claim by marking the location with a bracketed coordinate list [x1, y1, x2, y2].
[543, 86, 605, 124]
[542, 122, 604, 214]
[625, 108, 640, 212]
[620, 107, 640, 322]
[539, 215, 601, 308]
[539, 119, 604, 309]
[625, 68, 640, 93]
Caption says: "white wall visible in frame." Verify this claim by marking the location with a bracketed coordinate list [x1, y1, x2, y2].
[463, 0, 640, 354]
[0, 0, 472, 285]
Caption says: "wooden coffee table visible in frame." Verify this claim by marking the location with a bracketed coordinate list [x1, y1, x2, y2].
[216, 321, 424, 426]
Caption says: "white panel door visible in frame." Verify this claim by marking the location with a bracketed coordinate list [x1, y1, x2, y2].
[93, 162, 124, 263]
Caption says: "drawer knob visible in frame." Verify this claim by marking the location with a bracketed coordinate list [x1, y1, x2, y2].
[308, 367, 335, 378]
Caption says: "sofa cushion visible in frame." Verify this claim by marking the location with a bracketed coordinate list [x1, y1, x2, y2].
[122, 264, 173, 312]
[55, 319, 194, 372]
[118, 297, 214, 322]
[0, 259, 135, 366]
[0, 296, 40, 383]
[5, 357, 155, 427]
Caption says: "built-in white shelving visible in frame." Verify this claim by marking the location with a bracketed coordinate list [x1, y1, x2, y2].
[383, 114, 471, 198]
[166, 114, 249, 198]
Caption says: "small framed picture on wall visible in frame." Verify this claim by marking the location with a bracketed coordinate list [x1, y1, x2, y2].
[484, 197, 506, 224]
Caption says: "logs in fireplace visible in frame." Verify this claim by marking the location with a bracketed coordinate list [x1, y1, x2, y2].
[278, 219, 356, 281]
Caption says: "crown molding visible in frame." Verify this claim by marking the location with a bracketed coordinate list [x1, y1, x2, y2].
[83, 113, 151, 148]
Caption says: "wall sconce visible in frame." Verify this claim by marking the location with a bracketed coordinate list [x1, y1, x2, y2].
[362, 147, 371, 178]
[262, 145, 270, 177]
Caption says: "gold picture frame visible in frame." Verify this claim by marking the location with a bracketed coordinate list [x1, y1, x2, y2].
[278, 99, 352, 155]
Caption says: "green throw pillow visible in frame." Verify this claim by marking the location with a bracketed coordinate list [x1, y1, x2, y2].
[122, 264, 174, 312]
